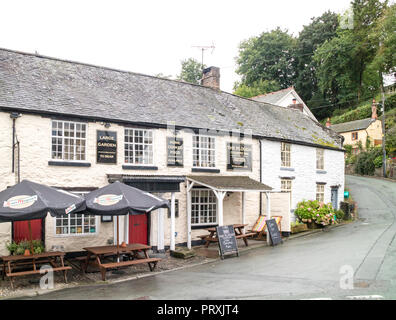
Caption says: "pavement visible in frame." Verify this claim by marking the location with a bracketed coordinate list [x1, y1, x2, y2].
[17, 175, 396, 300]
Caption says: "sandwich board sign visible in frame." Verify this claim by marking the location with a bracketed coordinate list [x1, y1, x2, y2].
[216, 225, 239, 259]
[266, 218, 283, 246]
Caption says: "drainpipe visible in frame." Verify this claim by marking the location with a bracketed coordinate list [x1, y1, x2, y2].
[10, 112, 21, 174]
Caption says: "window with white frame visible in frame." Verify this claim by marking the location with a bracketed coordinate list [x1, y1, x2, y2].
[192, 135, 216, 167]
[281, 142, 291, 167]
[55, 192, 97, 235]
[316, 148, 324, 170]
[124, 128, 153, 164]
[51, 120, 86, 161]
[191, 189, 217, 225]
[316, 184, 325, 202]
[281, 179, 292, 202]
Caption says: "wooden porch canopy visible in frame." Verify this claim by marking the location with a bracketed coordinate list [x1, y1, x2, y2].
[186, 175, 276, 248]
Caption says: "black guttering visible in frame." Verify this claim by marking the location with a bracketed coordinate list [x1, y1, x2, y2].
[0, 106, 345, 152]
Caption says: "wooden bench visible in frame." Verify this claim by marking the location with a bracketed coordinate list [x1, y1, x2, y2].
[199, 233, 256, 245]
[99, 258, 161, 281]
[6, 266, 71, 288]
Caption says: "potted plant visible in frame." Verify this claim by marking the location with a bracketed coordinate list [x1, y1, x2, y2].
[295, 200, 337, 229]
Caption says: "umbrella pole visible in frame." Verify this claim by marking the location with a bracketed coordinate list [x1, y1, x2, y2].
[117, 216, 120, 261]
[28, 220, 34, 255]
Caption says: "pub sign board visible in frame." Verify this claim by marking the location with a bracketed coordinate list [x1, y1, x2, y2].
[226, 143, 252, 171]
[266, 218, 283, 246]
[216, 225, 239, 259]
[97, 130, 117, 164]
[167, 137, 184, 167]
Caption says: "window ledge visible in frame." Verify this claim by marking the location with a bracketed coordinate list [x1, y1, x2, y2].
[280, 167, 295, 171]
[191, 224, 218, 230]
[191, 168, 220, 173]
[122, 165, 158, 170]
[48, 161, 91, 167]
[316, 170, 327, 174]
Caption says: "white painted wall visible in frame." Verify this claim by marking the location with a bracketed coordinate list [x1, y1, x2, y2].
[0, 110, 342, 253]
[261, 139, 345, 221]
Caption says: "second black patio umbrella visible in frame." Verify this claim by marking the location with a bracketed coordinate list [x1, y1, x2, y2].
[84, 181, 170, 251]
[0, 180, 86, 254]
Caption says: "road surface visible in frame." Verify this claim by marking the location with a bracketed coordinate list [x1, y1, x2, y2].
[21, 175, 396, 300]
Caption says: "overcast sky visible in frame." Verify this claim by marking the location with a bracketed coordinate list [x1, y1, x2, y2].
[1, 0, 356, 93]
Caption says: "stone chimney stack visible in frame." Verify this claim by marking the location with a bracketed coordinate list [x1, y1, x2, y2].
[201, 66, 220, 90]
[326, 117, 331, 128]
[371, 99, 378, 120]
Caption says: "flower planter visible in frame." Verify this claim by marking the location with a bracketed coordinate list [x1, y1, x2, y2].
[307, 221, 321, 229]
[291, 223, 308, 234]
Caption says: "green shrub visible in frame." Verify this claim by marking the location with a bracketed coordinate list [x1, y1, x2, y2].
[6, 240, 45, 255]
[355, 147, 382, 175]
[335, 210, 345, 220]
[295, 200, 337, 226]
[385, 93, 396, 111]
[373, 155, 383, 168]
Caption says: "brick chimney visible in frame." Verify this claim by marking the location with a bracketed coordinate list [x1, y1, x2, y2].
[201, 66, 220, 90]
[326, 117, 331, 128]
[288, 98, 304, 112]
[371, 99, 378, 120]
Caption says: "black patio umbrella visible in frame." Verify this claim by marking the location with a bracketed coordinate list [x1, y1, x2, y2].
[84, 181, 170, 251]
[0, 180, 86, 254]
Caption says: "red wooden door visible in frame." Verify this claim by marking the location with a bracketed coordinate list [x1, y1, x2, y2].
[129, 214, 148, 244]
[13, 219, 42, 243]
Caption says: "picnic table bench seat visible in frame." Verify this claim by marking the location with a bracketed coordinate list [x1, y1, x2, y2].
[83, 244, 161, 281]
[6, 266, 71, 278]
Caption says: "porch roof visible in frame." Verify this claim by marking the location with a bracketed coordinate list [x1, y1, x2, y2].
[186, 175, 273, 192]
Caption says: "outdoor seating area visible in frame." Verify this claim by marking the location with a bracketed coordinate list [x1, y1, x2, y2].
[198, 224, 257, 248]
[82, 244, 161, 281]
[0, 179, 170, 289]
[2, 251, 71, 289]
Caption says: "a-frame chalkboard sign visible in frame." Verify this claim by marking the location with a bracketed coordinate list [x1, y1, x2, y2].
[266, 218, 283, 246]
[216, 225, 239, 259]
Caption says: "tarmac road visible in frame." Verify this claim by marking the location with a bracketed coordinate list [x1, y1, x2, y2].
[20, 175, 396, 300]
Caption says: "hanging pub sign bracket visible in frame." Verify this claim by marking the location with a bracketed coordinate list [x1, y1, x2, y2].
[216, 225, 239, 259]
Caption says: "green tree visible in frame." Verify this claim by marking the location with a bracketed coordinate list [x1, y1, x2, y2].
[233, 79, 281, 98]
[313, 0, 388, 118]
[236, 28, 296, 89]
[177, 58, 205, 85]
[294, 11, 339, 104]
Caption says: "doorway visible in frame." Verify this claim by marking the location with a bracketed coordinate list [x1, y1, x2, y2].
[129, 214, 148, 244]
[13, 219, 43, 243]
[331, 188, 339, 210]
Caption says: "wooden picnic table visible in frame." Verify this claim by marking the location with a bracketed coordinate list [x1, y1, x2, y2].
[82, 244, 161, 281]
[1, 251, 71, 289]
[199, 224, 256, 248]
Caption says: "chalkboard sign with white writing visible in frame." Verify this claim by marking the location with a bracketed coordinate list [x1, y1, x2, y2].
[266, 218, 283, 246]
[216, 225, 239, 259]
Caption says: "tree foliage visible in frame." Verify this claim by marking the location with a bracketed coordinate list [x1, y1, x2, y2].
[294, 11, 339, 104]
[235, 28, 296, 89]
[233, 0, 395, 122]
[177, 58, 205, 85]
[233, 79, 281, 98]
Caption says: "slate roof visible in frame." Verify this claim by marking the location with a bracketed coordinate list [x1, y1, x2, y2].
[187, 175, 273, 191]
[330, 118, 375, 133]
[251, 87, 294, 105]
[0, 48, 342, 150]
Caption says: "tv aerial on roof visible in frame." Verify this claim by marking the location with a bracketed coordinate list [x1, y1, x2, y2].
[191, 42, 215, 69]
